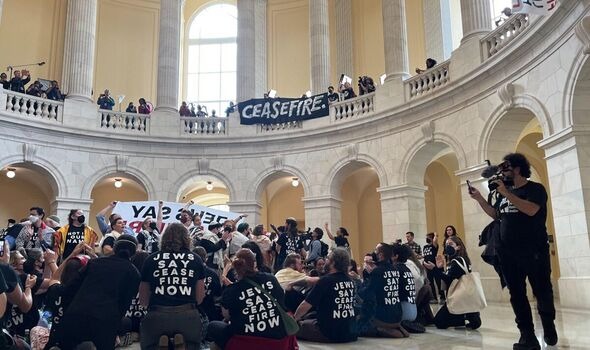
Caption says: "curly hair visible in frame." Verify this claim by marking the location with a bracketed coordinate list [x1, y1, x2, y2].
[160, 223, 191, 252]
[503, 152, 532, 178]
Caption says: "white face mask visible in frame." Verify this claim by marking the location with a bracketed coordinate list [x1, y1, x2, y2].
[29, 215, 39, 224]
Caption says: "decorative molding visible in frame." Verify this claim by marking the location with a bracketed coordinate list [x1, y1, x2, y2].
[575, 16, 590, 55]
[198, 158, 209, 175]
[271, 154, 284, 170]
[346, 143, 359, 160]
[115, 154, 129, 172]
[22, 143, 38, 163]
[498, 83, 515, 110]
[377, 184, 428, 200]
[420, 120, 435, 143]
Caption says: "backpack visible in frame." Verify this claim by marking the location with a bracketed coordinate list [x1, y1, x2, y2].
[320, 240, 329, 257]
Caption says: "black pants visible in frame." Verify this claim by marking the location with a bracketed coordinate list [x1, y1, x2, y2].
[426, 267, 444, 300]
[54, 314, 119, 350]
[207, 321, 232, 349]
[499, 248, 556, 334]
[140, 305, 202, 350]
[434, 304, 480, 329]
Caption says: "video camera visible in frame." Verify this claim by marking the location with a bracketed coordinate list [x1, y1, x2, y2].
[481, 160, 514, 191]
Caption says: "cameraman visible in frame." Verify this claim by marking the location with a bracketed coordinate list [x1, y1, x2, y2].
[358, 76, 375, 96]
[469, 153, 557, 349]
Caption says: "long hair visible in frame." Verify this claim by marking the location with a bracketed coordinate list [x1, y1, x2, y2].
[444, 225, 457, 239]
[241, 241, 266, 271]
[160, 223, 191, 252]
[233, 248, 257, 279]
[447, 235, 471, 266]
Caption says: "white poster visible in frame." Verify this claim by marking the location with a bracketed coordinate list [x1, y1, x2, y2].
[113, 201, 240, 233]
[512, 0, 558, 15]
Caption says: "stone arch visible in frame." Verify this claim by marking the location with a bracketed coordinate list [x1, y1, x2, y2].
[251, 166, 310, 202]
[479, 105, 548, 164]
[326, 154, 388, 197]
[401, 136, 466, 186]
[172, 169, 237, 203]
[567, 51, 590, 127]
[81, 165, 155, 200]
[0, 154, 67, 198]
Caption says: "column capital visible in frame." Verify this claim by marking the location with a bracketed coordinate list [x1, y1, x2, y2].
[377, 184, 427, 200]
[302, 195, 342, 209]
[454, 163, 489, 179]
[227, 200, 263, 210]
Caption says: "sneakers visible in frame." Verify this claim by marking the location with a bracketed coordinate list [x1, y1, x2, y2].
[513, 332, 541, 350]
[173, 334, 185, 350]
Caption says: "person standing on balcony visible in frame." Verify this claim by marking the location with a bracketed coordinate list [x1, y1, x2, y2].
[138, 98, 152, 114]
[97, 89, 115, 110]
[46, 81, 64, 101]
[10, 70, 31, 93]
[179, 101, 191, 116]
[125, 102, 137, 113]
[1, 73, 11, 90]
[415, 58, 437, 74]
[327, 86, 339, 103]
[339, 82, 356, 100]
[26, 80, 43, 97]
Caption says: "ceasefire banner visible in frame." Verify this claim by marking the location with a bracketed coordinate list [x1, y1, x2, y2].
[113, 201, 240, 233]
[238, 93, 330, 125]
[512, 0, 558, 15]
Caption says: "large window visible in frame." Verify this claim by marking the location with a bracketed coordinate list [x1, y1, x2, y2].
[187, 4, 237, 116]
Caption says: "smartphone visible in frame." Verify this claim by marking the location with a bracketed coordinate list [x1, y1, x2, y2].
[40, 240, 50, 252]
[0, 239, 4, 257]
[466, 180, 475, 194]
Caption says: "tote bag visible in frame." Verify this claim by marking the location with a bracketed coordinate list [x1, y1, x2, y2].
[447, 257, 487, 314]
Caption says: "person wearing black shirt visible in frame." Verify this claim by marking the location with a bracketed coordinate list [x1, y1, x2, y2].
[139, 223, 206, 350]
[470, 153, 556, 349]
[294, 248, 358, 343]
[423, 232, 443, 303]
[327, 86, 339, 103]
[391, 244, 417, 322]
[424, 236, 481, 330]
[274, 218, 303, 271]
[208, 248, 288, 349]
[137, 217, 160, 254]
[193, 247, 222, 322]
[324, 223, 351, 253]
[46, 81, 64, 101]
[0, 245, 35, 321]
[53, 236, 140, 350]
[0, 73, 10, 90]
[358, 243, 407, 338]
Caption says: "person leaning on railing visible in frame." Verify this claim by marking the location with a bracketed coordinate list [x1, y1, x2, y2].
[97, 89, 115, 110]
[46, 81, 64, 101]
[10, 70, 31, 93]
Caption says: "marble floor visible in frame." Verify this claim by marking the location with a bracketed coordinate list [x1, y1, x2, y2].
[127, 302, 589, 349]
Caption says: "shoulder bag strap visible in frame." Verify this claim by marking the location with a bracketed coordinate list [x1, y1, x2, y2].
[452, 257, 469, 274]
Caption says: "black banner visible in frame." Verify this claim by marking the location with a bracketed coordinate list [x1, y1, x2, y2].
[239, 93, 329, 125]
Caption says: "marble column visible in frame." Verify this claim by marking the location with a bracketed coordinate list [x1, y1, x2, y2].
[62, 0, 97, 102]
[382, 0, 409, 80]
[460, 0, 492, 43]
[377, 185, 427, 243]
[227, 200, 263, 226]
[335, 0, 354, 80]
[309, 0, 330, 94]
[422, 0, 453, 61]
[155, 0, 182, 112]
[237, 0, 266, 102]
[0, 0, 4, 25]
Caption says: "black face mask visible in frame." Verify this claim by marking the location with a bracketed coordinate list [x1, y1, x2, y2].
[149, 222, 158, 230]
[426, 238, 432, 244]
[371, 252, 379, 263]
[77, 215, 85, 224]
[444, 245, 456, 257]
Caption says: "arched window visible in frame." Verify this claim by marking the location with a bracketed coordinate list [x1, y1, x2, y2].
[187, 4, 237, 116]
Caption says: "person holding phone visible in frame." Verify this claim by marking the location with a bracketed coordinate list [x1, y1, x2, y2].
[15, 207, 54, 250]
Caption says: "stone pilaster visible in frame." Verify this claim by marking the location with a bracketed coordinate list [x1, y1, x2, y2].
[62, 0, 97, 102]
[335, 0, 353, 79]
[303, 195, 341, 246]
[377, 185, 427, 243]
[155, 0, 182, 112]
[382, 0, 409, 80]
[309, 0, 330, 94]
[460, 0, 492, 43]
[237, 0, 266, 102]
[254, 0, 267, 97]
[227, 200, 263, 226]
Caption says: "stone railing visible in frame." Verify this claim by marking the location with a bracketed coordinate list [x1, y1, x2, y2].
[330, 93, 375, 121]
[405, 60, 451, 99]
[482, 13, 530, 60]
[180, 116, 227, 135]
[257, 121, 302, 133]
[99, 110, 149, 132]
[4, 91, 63, 122]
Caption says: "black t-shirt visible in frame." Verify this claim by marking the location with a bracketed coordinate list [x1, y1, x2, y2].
[200, 266, 222, 321]
[65, 256, 140, 321]
[137, 230, 159, 254]
[64, 225, 85, 258]
[363, 261, 401, 323]
[0, 264, 20, 326]
[141, 251, 205, 307]
[5, 273, 43, 336]
[334, 236, 349, 248]
[221, 272, 287, 339]
[45, 283, 71, 339]
[125, 293, 147, 331]
[305, 272, 357, 342]
[497, 181, 548, 255]
[6, 224, 22, 239]
[423, 244, 438, 263]
[277, 233, 304, 258]
[395, 263, 416, 304]
[328, 92, 339, 103]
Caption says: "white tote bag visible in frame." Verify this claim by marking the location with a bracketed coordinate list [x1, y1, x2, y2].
[446, 257, 487, 314]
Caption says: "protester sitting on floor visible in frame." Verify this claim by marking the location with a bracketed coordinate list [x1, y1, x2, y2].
[424, 235, 482, 330]
[294, 248, 358, 343]
[358, 243, 408, 338]
[275, 253, 318, 312]
[207, 248, 292, 349]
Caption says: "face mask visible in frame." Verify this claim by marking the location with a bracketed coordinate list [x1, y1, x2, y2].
[77, 215, 85, 224]
[149, 222, 158, 230]
[180, 216, 189, 224]
[444, 245, 456, 257]
[426, 238, 432, 244]
[29, 215, 39, 224]
[371, 252, 379, 263]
